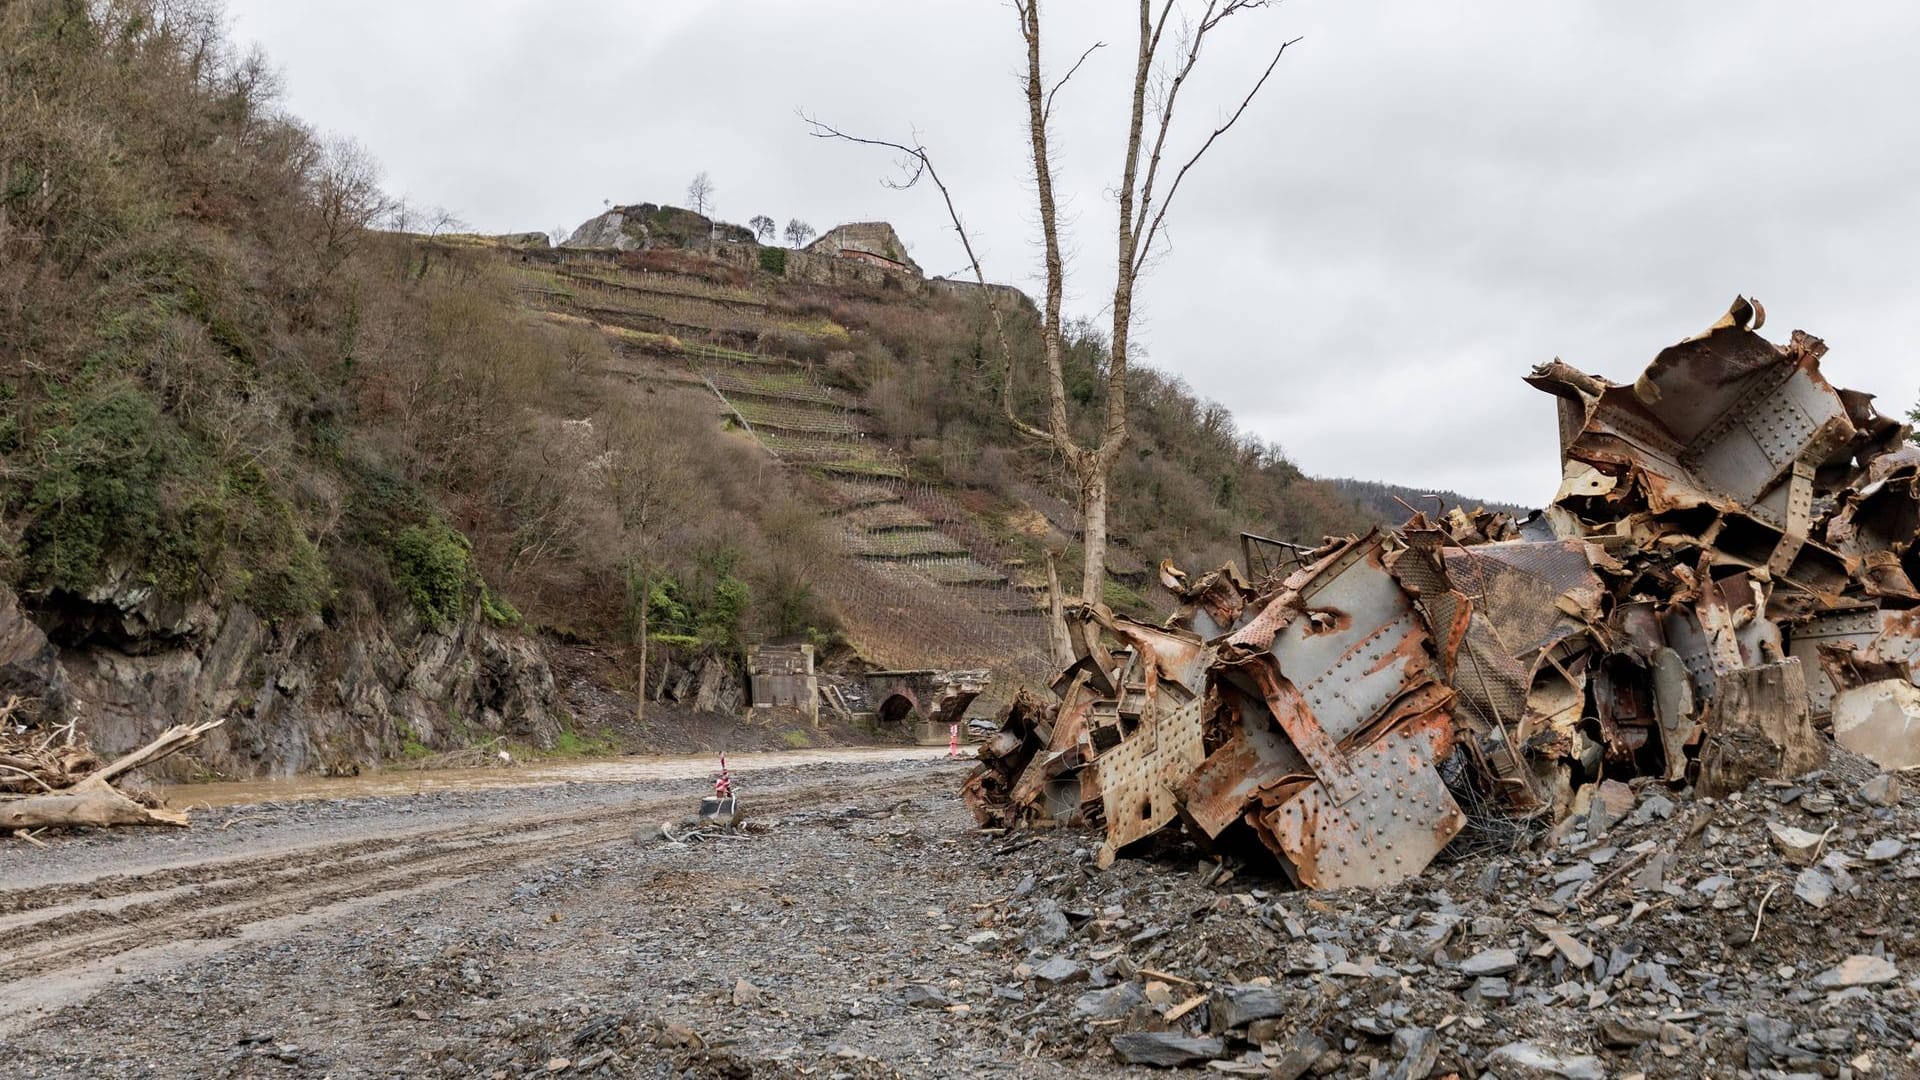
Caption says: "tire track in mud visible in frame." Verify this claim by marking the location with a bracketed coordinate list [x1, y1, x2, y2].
[0, 767, 957, 1004]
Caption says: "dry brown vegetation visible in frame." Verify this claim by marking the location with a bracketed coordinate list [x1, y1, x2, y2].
[0, 0, 840, 691]
[811, 285, 1372, 587]
[0, 0, 1378, 751]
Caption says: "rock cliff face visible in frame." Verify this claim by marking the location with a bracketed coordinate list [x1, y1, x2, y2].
[562, 204, 752, 251]
[5, 582, 562, 780]
[0, 586, 69, 725]
[804, 222, 922, 275]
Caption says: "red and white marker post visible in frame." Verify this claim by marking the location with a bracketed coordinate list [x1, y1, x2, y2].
[948, 723, 959, 758]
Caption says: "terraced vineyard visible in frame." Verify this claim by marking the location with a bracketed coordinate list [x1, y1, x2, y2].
[504, 250, 1055, 700]
[728, 400, 864, 437]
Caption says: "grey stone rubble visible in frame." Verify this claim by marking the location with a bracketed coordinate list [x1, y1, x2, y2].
[974, 747, 1918, 1077]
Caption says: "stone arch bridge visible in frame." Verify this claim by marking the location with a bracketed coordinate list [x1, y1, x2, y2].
[746, 645, 988, 744]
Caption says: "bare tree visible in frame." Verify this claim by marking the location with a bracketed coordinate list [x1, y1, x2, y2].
[311, 135, 391, 276]
[422, 205, 464, 239]
[784, 218, 815, 248]
[809, 1, 1295, 603]
[596, 411, 696, 724]
[685, 171, 715, 216]
[749, 214, 776, 241]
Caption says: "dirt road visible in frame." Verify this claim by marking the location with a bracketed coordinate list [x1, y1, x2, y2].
[10, 747, 1914, 1078]
[2, 748, 1098, 1078]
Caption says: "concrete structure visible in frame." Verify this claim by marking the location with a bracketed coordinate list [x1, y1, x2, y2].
[745, 643, 819, 726]
[746, 644, 988, 743]
[858, 668, 989, 744]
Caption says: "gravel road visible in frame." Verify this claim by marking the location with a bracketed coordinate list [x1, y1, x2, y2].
[5, 747, 1916, 1078]
[3, 749, 1073, 1078]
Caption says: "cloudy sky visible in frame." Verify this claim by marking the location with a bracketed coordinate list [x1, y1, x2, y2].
[226, 1, 1920, 506]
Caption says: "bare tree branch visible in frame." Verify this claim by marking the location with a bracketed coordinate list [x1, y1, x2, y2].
[1043, 40, 1106, 125]
[1134, 35, 1298, 276]
[1200, 0, 1275, 34]
[1128, 0, 1220, 274]
[801, 113, 1053, 445]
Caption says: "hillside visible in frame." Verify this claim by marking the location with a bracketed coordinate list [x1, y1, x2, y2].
[492, 209, 1397, 641]
[0, 0, 1454, 778]
[1324, 476, 1532, 523]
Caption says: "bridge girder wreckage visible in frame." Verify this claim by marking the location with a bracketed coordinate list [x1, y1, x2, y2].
[965, 298, 1920, 889]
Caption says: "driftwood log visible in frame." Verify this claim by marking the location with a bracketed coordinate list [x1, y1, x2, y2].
[0, 718, 222, 832]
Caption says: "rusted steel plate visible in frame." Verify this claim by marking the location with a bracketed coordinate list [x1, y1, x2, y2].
[1257, 713, 1465, 890]
[1271, 537, 1432, 746]
[1238, 658, 1363, 806]
[1865, 607, 1920, 666]
[1684, 365, 1853, 506]
[1181, 688, 1310, 838]
[1095, 696, 1206, 866]
[961, 689, 1052, 827]
[1007, 671, 1102, 820]
[1102, 613, 1212, 697]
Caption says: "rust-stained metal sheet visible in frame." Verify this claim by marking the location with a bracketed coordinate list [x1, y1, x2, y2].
[1181, 687, 1309, 838]
[1236, 657, 1364, 806]
[1094, 696, 1206, 866]
[1256, 712, 1465, 890]
[1266, 535, 1432, 747]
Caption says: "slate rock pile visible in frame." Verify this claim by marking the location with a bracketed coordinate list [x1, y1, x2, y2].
[965, 748, 1918, 1077]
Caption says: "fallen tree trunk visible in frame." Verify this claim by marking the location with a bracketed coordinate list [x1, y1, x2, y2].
[88, 719, 224, 785]
[1, 718, 222, 833]
[0, 776, 191, 830]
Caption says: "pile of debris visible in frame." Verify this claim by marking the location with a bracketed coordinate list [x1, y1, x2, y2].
[976, 750, 1916, 1077]
[965, 298, 1920, 889]
[1, 695, 221, 837]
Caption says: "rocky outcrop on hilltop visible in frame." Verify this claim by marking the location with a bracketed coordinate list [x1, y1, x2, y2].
[804, 221, 922, 275]
[561, 203, 752, 251]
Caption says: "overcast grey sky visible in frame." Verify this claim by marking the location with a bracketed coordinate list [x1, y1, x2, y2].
[226, 1, 1920, 506]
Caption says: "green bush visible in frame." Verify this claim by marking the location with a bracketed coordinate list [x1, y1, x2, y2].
[390, 522, 474, 631]
[757, 246, 788, 276]
[646, 548, 751, 650]
[223, 463, 331, 620]
[239, 510, 331, 620]
[13, 385, 209, 597]
[479, 584, 521, 627]
[550, 728, 616, 757]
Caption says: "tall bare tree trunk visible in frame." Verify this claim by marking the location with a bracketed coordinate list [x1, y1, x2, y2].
[812, 0, 1292, 609]
[635, 562, 649, 725]
[1079, 472, 1111, 605]
[1018, 1, 1078, 460]
[1044, 551, 1073, 667]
